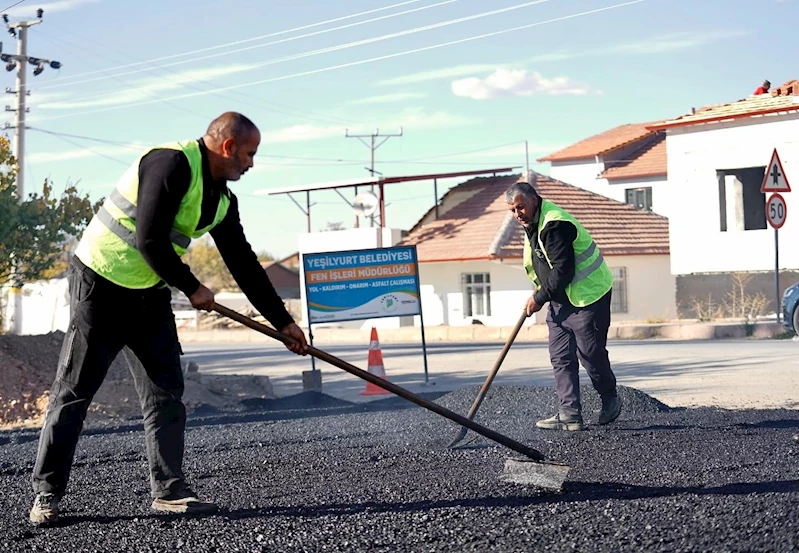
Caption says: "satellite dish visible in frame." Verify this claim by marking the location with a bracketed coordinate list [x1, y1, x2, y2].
[352, 191, 379, 217]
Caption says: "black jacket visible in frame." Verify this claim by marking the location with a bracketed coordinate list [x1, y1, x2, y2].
[525, 201, 577, 307]
[135, 138, 294, 330]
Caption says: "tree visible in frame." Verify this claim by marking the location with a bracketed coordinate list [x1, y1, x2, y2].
[256, 251, 274, 263]
[181, 236, 239, 292]
[0, 136, 99, 287]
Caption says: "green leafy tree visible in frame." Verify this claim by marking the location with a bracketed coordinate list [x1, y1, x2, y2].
[181, 236, 239, 292]
[0, 136, 99, 287]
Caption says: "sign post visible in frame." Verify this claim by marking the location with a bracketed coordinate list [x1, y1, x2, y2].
[762, 148, 791, 323]
[302, 246, 430, 384]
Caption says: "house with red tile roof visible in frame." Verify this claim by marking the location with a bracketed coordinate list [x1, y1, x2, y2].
[532, 80, 799, 317]
[397, 172, 676, 326]
[537, 122, 668, 216]
[646, 80, 799, 305]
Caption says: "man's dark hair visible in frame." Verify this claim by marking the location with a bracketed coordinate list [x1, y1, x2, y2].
[504, 180, 539, 203]
[206, 112, 258, 141]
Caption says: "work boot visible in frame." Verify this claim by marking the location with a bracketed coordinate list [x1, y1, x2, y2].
[29, 492, 61, 527]
[151, 488, 218, 515]
[536, 413, 585, 432]
[598, 395, 622, 425]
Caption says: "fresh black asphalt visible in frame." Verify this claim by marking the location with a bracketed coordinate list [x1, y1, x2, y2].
[1, 385, 798, 552]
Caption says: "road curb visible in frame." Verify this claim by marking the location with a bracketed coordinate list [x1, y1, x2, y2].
[177, 321, 790, 344]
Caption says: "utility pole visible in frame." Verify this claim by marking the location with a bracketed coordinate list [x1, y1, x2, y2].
[345, 127, 402, 228]
[2, 8, 62, 334]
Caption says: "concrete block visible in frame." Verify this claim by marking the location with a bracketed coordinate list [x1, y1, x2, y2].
[751, 322, 785, 338]
[394, 327, 422, 342]
[657, 324, 685, 339]
[302, 370, 322, 392]
[713, 324, 747, 339]
[518, 325, 548, 342]
[616, 325, 662, 340]
[473, 326, 503, 341]
[677, 324, 717, 340]
[447, 326, 475, 341]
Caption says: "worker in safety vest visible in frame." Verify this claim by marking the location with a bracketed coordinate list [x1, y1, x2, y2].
[505, 177, 621, 432]
[29, 112, 308, 527]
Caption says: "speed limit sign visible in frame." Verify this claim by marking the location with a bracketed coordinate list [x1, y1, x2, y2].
[767, 193, 787, 229]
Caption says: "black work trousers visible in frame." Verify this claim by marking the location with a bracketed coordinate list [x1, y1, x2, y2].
[546, 290, 617, 417]
[32, 257, 187, 499]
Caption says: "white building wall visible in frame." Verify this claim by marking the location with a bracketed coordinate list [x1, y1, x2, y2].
[604, 176, 669, 216]
[548, 159, 605, 193]
[665, 113, 799, 275]
[1, 279, 70, 335]
[607, 255, 677, 322]
[416, 260, 538, 327]
[549, 161, 669, 216]
[409, 255, 676, 326]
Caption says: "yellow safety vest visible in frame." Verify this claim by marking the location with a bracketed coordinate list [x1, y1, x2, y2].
[74, 140, 230, 289]
[523, 199, 613, 307]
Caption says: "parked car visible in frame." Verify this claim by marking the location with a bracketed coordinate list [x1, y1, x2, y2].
[782, 282, 799, 334]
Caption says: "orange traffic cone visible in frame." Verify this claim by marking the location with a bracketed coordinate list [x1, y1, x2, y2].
[359, 327, 390, 396]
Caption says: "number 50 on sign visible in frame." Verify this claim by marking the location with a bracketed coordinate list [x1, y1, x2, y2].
[767, 193, 787, 229]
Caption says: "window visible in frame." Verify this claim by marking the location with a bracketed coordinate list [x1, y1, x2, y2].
[462, 273, 491, 317]
[717, 166, 767, 231]
[625, 187, 652, 211]
[610, 267, 628, 314]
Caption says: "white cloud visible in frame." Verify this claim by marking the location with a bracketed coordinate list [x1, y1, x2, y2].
[5, 0, 101, 16]
[37, 64, 255, 110]
[379, 30, 745, 86]
[377, 64, 511, 86]
[260, 107, 476, 144]
[347, 92, 427, 105]
[452, 69, 594, 100]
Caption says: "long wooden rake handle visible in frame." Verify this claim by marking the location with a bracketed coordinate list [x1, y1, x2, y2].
[448, 310, 528, 448]
[212, 303, 546, 462]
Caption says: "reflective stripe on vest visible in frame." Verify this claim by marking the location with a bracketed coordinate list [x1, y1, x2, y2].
[523, 200, 613, 307]
[98, 189, 191, 250]
[74, 139, 230, 289]
[572, 241, 606, 283]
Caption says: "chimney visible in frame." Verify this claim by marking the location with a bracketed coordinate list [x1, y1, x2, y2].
[691, 107, 696, 115]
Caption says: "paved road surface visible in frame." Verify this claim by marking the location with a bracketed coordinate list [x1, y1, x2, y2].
[2, 384, 798, 552]
[183, 338, 799, 410]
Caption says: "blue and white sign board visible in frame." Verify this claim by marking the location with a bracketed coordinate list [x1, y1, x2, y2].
[302, 246, 422, 324]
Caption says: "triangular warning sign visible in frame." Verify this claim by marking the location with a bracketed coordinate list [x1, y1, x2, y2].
[761, 149, 791, 193]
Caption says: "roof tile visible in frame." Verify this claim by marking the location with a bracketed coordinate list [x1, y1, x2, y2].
[600, 134, 667, 180]
[652, 82, 799, 129]
[400, 173, 670, 262]
[537, 122, 661, 162]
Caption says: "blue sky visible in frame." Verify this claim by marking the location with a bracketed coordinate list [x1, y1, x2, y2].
[3, 0, 797, 258]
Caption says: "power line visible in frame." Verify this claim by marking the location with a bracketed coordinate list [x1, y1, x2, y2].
[43, 131, 131, 166]
[42, 0, 433, 84]
[41, 25, 362, 128]
[26, 126, 144, 148]
[398, 140, 526, 161]
[27, 127, 531, 167]
[34, 32, 213, 122]
[39, 0, 460, 93]
[31, 1, 644, 124]
[0, 0, 25, 14]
